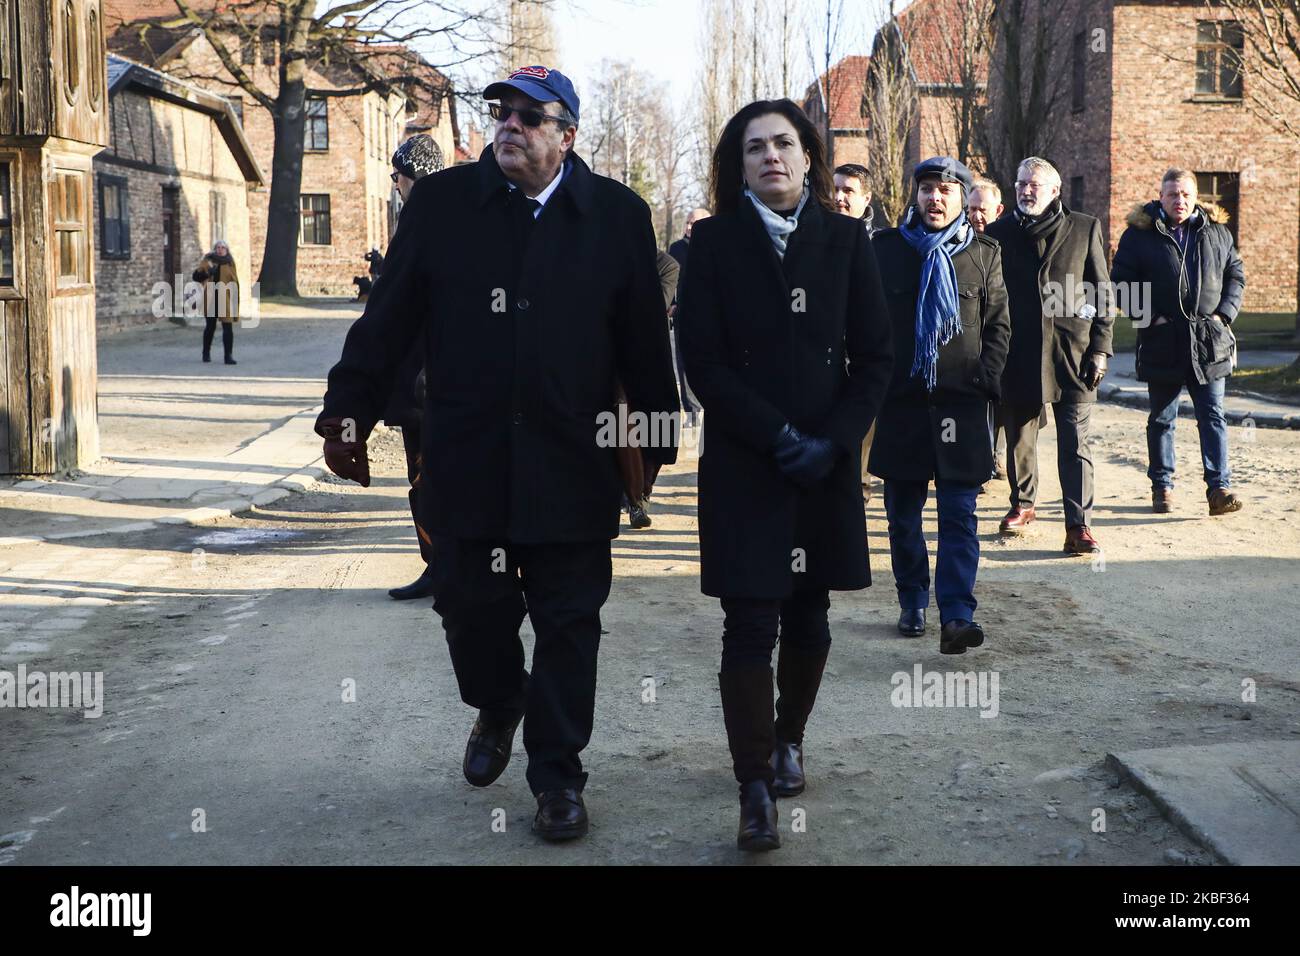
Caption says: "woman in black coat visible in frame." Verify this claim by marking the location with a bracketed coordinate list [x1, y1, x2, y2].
[678, 99, 892, 851]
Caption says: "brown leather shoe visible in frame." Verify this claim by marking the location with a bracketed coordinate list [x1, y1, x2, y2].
[1208, 488, 1243, 516]
[1064, 525, 1101, 555]
[999, 505, 1036, 534]
[1152, 487, 1173, 514]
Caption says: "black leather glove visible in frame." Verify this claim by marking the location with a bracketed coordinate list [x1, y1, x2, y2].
[772, 423, 839, 488]
[1080, 352, 1108, 390]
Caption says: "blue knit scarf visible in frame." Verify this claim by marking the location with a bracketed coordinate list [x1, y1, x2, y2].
[898, 206, 974, 390]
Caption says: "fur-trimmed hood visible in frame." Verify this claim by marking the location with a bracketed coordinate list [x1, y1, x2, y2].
[1126, 199, 1229, 230]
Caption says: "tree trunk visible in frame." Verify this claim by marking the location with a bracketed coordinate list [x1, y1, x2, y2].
[257, 72, 307, 296]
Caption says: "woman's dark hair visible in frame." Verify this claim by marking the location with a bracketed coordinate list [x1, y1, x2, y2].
[709, 99, 836, 215]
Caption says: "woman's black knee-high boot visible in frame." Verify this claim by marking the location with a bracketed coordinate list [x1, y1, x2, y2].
[718, 665, 780, 852]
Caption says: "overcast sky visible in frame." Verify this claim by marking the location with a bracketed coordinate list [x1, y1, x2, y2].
[551, 0, 887, 111]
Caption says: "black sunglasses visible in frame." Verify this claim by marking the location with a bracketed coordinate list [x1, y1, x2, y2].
[488, 102, 568, 128]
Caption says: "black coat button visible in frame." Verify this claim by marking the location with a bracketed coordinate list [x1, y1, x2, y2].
[513, 412, 523, 424]
[517, 298, 530, 310]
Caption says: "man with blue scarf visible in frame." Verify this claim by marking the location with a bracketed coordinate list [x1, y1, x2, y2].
[868, 158, 1011, 654]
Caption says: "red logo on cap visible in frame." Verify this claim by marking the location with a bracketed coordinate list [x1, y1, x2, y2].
[510, 66, 550, 80]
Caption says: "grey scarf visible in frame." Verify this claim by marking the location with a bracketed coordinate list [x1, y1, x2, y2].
[745, 186, 810, 258]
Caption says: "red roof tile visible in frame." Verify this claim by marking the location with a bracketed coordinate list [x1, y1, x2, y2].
[804, 54, 871, 130]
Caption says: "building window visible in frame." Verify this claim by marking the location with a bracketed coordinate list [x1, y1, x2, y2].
[261, 28, 277, 65]
[304, 97, 329, 151]
[1195, 172, 1239, 245]
[62, 0, 80, 105]
[300, 194, 331, 245]
[99, 174, 130, 259]
[1196, 20, 1243, 99]
[210, 190, 226, 248]
[0, 162, 14, 286]
[240, 34, 256, 66]
[53, 169, 88, 286]
[1072, 32, 1086, 111]
[1070, 176, 1085, 212]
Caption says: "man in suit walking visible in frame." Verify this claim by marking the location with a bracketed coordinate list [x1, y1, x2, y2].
[315, 65, 679, 841]
[986, 157, 1114, 554]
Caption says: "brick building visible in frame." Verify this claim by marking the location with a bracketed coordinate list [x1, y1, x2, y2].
[102, 1, 458, 296]
[803, 55, 871, 168]
[859, 0, 1300, 314]
[893, 0, 989, 180]
[94, 54, 263, 329]
[981, 0, 1300, 314]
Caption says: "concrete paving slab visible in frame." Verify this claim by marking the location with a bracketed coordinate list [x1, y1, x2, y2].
[0, 405, 328, 545]
[1107, 740, 1300, 865]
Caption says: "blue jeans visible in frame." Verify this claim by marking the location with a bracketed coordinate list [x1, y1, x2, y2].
[1146, 378, 1230, 492]
[883, 479, 981, 625]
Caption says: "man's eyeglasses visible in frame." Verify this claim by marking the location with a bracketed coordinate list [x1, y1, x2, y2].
[1015, 181, 1049, 192]
[488, 102, 568, 128]
[390, 171, 401, 183]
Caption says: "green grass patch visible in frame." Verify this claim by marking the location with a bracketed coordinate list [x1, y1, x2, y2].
[1230, 359, 1300, 399]
[1111, 311, 1297, 352]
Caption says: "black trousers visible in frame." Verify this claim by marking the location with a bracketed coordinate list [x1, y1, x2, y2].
[671, 327, 697, 416]
[202, 317, 233, 358]
[399, 423, 435, 566]
[719, 589, 831, 671]
[1003, 401, 1095, 528]
[432, 538, 612, 794]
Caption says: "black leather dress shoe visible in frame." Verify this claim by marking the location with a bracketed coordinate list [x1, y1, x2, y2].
[628, 502, 651, 529]
[940, 620, 985, 655]
[898, 608, 926, 637]
[771, 741, 805, 797]
[463, 710, 524, 787]
[388, 567, 436, 601]
[532, 789, 589, 841]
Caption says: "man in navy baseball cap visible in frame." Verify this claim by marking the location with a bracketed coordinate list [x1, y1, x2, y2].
[481, 66, 581, 203]
[319, 54, 679, 845]
[483, 65, 581, 124]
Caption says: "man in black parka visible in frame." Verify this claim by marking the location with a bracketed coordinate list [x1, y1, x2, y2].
[986, 156, 1114, 555]
[314, 66, 679, 842]
[1110, 168, 1245, 517]
[870, 157, 1011, 653]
